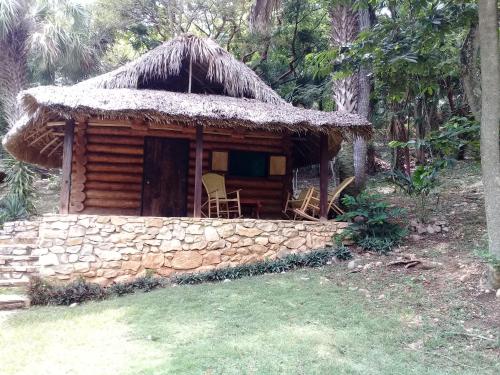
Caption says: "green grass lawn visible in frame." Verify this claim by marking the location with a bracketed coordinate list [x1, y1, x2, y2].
[1, 268, 497, 375]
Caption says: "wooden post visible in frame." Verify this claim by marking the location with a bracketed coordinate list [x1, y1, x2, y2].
[193, 124, 204, 218]
[59, 119, 75, 214]
[319, 134, 329, 220]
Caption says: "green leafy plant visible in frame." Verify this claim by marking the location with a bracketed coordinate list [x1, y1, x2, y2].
[0, 157, 37, 225]
[333, 245, 352, 261]
[336, 193, 408, 254]
[28, 249, 346, 305]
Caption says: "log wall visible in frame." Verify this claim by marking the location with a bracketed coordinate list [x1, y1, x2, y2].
[68, 118, 292, 218]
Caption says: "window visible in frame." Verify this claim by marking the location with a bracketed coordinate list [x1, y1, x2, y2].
[228, 151, 267, 177]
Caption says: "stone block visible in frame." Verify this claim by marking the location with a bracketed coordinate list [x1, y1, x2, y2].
[203, 251, 221, 265]
[171, 251, 203, 270]
[39, 253, 59, 266]
[235, 224, 262, 237]
[217, 224, 235, 238]
[110, 217, 128, 226]
[54, 264, 74, 275]
[255, 237, 269, 246]
[95, 249, 122, 261]
[256, 222, 278, 232]
[66, 237, 83, 246]
[122, 260, 142, 272]
[74, 262, 90, 273]
[145, 218, 163, 228]
[68, 225, 86, 237]
[142, 253, 164, 269]
[160, 239, 182, 252]
[204, 226, 220, 242]
[249, 244, 268, 254]
[283, 237, 306, 249]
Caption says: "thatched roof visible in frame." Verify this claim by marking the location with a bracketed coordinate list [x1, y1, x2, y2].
[3, 86, 370, 168]
[77, 34, 285, 105]
[2, 34, 371, 168]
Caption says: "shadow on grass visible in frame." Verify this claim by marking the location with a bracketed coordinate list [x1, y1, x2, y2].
[2, 269, 498, 375]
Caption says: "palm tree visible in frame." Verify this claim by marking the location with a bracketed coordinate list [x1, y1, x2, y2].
[0, 0, 100, 129]
[0, 0, 101, 216]
[250, 0, 369, 190]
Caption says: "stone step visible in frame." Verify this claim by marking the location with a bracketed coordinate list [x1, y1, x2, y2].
[0, 294, 30, 310]
[0, 279, 30, 287]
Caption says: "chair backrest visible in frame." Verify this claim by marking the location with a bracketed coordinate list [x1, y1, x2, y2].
[328, 176, 355, 207]
[202, 173, 227, 200]
[296, 187, 311, 201]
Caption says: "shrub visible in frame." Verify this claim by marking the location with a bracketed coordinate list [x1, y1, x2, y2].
[28, 249, 346, 306]
[28, 277, 108, 306]
[336, 193, 408, 254]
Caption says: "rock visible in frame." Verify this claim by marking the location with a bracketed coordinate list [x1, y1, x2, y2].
[217, 224, 235, 238]
[235, 224, 262, 237]
[122, 260, 142, 271]
[205, 227, 220, 242]
[53, 264, 74, 275]
[171, 251, 203, 269]
[186, 224, 204, 235]
[68, 225, 86, 237]
[426, 225, 435, 234]
[145, 218, 163, 228]
[74, 262, 90, 273]
[110, 217, 128, 226]
[269, 235, 285, 244]
[255, 237, 269, 246]
[190, 241, 208, 250]
[256, 222, 278, 232]
[95, 249, 122, 261]
[249, 244, 268, 254]
[416, 225, 427, 235]
[172, 226, 186, 240]
[276, 249, 291, 259]
[142, 253, 164, 269]
[203, 251, 221, 265]
[347, 260, 356, 270]
[410, 234, 423, 241]
[496, 289, 500, 299]
[283, 237, 306, 249]
[208, 240, 226, 250]
[160, 239, 182, 252]
[39, 253, 59, 266]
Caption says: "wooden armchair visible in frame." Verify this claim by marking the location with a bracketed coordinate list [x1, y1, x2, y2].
[293, 177, 355, 221]
[201, 173, 241, 218]
[282, 186, 314, 220]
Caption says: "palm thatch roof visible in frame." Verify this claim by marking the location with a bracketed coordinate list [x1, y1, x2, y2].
[77, 34, 285, 105]
[2, 34, 371, 169]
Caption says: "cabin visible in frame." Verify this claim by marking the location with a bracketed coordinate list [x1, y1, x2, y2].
[4, 34, 371, 220]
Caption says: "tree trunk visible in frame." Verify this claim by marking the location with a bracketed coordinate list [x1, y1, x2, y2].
[478, 0, 500, 289]
[460, 22, 482, 122]
[353, 6, 371, 191]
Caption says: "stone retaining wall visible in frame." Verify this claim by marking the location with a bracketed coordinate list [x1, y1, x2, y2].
[0, 221, 40, 286]
[1, 215, 347, 286]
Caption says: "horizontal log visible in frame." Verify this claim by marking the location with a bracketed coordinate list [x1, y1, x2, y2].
[85, 181, 142, 192]
[86, 163, 143, 174]
[85, 198, 141, 209]
[87, 172, 143, 183]
[87, 135, 145, 146]
[80, 207, 140, 216]
[87, 144, 143, 155]
[85, 190, 142, 200]
[87, 153, 144, 165]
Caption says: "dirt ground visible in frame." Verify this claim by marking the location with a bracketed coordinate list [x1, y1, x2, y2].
[320, 160, 499, 366]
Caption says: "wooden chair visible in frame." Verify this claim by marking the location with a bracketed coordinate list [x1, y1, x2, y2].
[283, 187, 316, 219]
[293, 177, 355, 221]
[201, 173, 241, 218]
[327, 176, 355, 215]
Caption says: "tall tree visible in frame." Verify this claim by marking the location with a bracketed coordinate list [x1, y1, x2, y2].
[478, 0, 500, 289]
[0, 0, 100, 129]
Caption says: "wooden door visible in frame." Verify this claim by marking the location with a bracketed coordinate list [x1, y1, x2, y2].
[141, 137, 189, 217]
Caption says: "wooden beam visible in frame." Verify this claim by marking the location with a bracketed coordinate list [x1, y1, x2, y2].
[193, 125, 204, 218]
[319, 134, 329, 220]
[59, 119, 75, 214]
